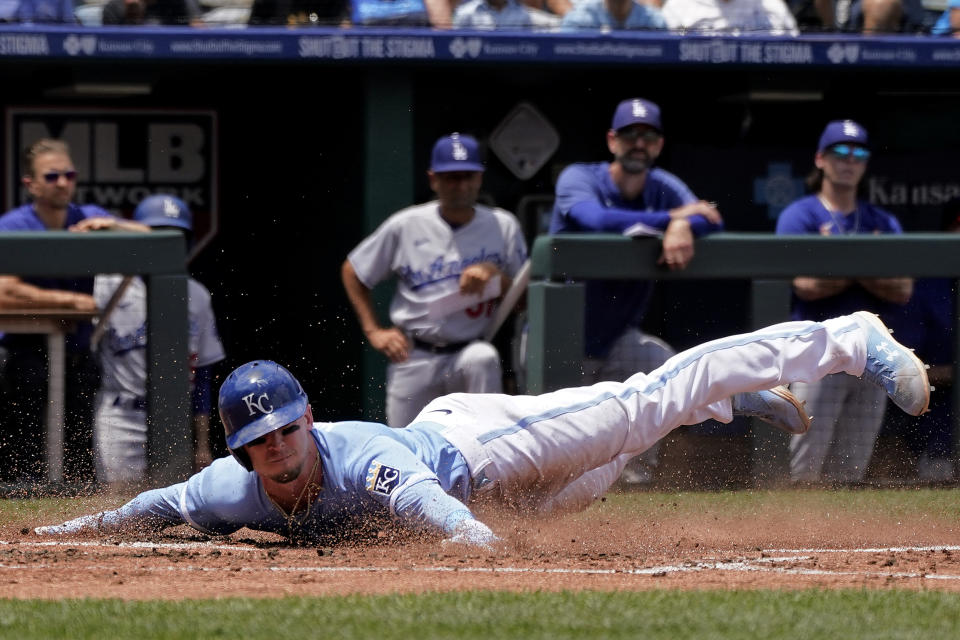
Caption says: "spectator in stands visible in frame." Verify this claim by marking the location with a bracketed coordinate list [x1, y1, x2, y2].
[931, 0, 959, 34]
[561, 0, 667, 28]
[248, 0, 349, 25]
[662, 0, 799, 34]
[101, 0, 200, 25]
[0, 0, 76, 21]
[545, 98, 723, 485]
[453, 0, 536, 28]
[840, 0, 926, 32]
[0, 139, 138, 483]
[521, 0, 572, 18]
[776, 120, 912, 485]
[787, 0, 834, 30]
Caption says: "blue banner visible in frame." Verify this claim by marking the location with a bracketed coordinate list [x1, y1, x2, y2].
[0, 25, 958, 66]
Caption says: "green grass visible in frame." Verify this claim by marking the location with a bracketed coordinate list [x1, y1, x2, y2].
[0, 590, 958, 639]
[589, 487, 960, 521]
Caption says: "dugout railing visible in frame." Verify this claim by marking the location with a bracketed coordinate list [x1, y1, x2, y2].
[526, 232, 960, 483]
[0, 231, 190, 487]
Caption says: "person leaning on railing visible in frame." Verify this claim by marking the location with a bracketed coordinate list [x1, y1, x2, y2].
[0, 138, 146, 484]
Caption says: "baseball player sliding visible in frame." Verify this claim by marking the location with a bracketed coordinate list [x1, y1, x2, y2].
[35, 311, 929, 549]
[341, 132, 528, 428]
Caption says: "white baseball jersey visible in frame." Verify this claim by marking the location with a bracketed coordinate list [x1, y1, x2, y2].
[662, 0, 799, 34]
[347, 201, 528, 345]
[94, 274, 226, 396]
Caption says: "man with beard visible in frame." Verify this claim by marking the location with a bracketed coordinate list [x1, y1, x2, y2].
[546, 97, 723, 485]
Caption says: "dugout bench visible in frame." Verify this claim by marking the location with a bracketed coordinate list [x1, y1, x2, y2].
[525, 233, 960, 483]
[0, 231, 190, 487]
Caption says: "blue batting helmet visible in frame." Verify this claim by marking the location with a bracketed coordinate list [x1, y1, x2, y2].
[133, 195, 193, 232]
[218, 360, 308, 471]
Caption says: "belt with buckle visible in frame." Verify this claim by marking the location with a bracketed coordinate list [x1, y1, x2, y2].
[413, 339, 470, 355]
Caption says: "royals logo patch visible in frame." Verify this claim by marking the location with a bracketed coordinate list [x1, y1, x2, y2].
[366, 461, 401, 497]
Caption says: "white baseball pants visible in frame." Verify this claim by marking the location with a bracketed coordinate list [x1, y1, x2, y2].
[420, 315, 868, 515]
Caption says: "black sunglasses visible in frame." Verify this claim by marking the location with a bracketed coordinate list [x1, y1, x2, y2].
[245, 423, 301, 448]
[42, 170, 78, 183]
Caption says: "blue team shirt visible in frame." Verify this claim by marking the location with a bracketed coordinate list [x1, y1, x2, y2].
[453, 0, 534, 28]
[932, 0, 960, 34]
[110, 421, 475, 542]
[0, 202, 112, 350]
[560, 0, 667, 30]
[775, 194, 904, 321]
[549, 162, 717, 357]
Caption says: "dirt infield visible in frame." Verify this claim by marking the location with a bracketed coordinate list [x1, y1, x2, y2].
[4, 493, 960, 599]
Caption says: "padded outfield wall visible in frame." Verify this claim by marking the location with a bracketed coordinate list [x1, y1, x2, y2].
[1, 27, 958, 441]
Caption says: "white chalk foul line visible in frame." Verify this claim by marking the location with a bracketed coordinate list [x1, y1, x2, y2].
[767, 545, 960, 554]
[2, 539, 261, 552]
[0, 560, 958, 582]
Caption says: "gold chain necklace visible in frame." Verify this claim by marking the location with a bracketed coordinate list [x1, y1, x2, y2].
[818, 194, 860, 235]
[266, 453, 321, 539]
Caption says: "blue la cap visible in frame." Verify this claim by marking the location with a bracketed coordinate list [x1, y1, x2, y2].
[134, 194, 193, 232]
[611, 98, 662, 132]
[430, 133, 485, 173]
[818, 119, 869, 152]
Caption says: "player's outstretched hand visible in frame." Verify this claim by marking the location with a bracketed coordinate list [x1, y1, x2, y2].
[442, 518, 500, 551]
[34, 513, 103, 536]
[367, 327, 411, 363]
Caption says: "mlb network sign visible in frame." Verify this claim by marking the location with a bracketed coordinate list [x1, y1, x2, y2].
[4, 108, 218, 256]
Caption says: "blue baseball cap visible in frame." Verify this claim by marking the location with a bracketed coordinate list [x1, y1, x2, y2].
[611, 98, 662, 132]
[818, 120, 869, 152]
[430, 133, 485, 173]
[134, 194, 192, 232]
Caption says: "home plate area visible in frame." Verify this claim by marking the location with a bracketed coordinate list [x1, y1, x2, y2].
[2, 526, 960, 599]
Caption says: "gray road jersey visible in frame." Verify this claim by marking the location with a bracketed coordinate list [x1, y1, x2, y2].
[348, 202, 527, 344]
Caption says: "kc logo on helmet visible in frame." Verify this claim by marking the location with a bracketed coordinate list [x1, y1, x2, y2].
[242, 392, 274, 416]
[842, 120, 860, 137]
[632, 100, 647, 117]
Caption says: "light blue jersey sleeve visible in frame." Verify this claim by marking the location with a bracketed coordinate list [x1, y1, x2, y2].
[36, 456, 273, 538]
[347, 434, 477, 535]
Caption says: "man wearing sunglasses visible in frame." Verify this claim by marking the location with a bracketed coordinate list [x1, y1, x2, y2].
[34, 310, 931, 547]
[543, 97, 723, 486]
[0, 138, 124, 482]
[776, 120, 913, 485]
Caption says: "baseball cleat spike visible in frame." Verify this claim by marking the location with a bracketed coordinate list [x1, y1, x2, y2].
[732, 386, 811, 435]
[853, 311, 930, 416]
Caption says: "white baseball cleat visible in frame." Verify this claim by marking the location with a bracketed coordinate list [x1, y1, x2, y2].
[852, 311, 930, 416]
[732, 385, 811, 435]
